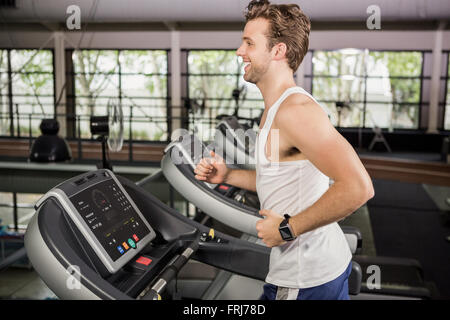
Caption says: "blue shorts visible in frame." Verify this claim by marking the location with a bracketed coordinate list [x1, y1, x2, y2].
[260, 262, 352, 300]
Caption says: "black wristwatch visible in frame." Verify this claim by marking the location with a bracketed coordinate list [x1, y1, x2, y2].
[279, 214, 296, 241]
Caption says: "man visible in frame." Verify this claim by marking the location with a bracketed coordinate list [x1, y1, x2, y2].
[194, 0, 374, 300]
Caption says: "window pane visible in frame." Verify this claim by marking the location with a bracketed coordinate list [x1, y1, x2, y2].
[10, 50, 54, 137]
[123, 114, 168, 141]
[189, 74, 238, 101]
[392, 104, 419, 129]
[388, 78, 421, 103]
[365, 103, 393, 128]
[11, 50, 53, 73]
[321, 102, 363, 127]
[188, 50, 240, 74]
[312, 50, 366, 77]
[0, 68, 10, 135]
[366, 103, 419, 129]
[313, 76, 365, 102]
[366, 77, 420, 104]
[368, 51, 422, 77]
[120, 50, 167, 75]
[0, 99, 11, 136]
[121, 74, 167, 98]
[239, 100, 264, 122]
[0, 50, 7, 72]
[75, 74, 119, 115]
[73, 50, 117, 74]
[124, 101, 168, 141]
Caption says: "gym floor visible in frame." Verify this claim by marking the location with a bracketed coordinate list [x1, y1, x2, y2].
[367, 179, 450, 299]
[0, 268, 57, 300]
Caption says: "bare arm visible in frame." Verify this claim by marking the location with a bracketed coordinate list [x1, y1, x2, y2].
[224, 169, 257, 192]
[257, 97, 374, 247]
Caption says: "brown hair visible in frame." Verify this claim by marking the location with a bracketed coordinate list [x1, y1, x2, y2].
[245, 0, 311, 72]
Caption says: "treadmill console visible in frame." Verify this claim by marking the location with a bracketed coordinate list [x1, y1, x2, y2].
[37, 169, 156, 274]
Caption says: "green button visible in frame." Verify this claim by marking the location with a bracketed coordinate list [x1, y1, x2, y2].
[128, 238, 136, 248]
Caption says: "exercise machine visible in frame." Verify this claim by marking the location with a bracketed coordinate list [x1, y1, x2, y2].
[24, 169, 362, 299]
[24, 169, 270, 299]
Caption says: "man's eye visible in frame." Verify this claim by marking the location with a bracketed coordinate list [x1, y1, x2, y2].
[247, 42, 252, 46]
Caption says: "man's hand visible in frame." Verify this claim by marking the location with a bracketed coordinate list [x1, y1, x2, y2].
[194, 150, 230, 184]
[256, 209, 285, 247]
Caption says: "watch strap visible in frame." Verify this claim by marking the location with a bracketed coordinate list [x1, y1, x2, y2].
[279, 214, 296, 241]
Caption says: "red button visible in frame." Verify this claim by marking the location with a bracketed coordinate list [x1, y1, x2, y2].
[136, 256, 152, 266]
[219, 185, 229, 190]
[133, 234, 139, 242]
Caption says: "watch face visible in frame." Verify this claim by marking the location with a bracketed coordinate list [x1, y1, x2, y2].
[279, 225, 293, 241]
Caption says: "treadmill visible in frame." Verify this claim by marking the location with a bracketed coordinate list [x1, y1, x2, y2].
[24, 169, 362, 300]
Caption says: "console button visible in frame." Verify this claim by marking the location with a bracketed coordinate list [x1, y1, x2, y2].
[128, 238, 136, 248]
[136, 256, 152, 266]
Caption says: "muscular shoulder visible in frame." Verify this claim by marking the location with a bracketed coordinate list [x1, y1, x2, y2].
[275, 92, 329, 129]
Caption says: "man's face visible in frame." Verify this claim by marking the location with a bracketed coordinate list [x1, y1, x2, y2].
[236, 18, 273, 84]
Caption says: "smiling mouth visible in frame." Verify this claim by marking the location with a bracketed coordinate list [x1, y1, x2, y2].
[244, 62, 251, 72]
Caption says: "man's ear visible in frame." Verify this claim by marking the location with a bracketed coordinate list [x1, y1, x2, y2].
[272, 42, 287, 61]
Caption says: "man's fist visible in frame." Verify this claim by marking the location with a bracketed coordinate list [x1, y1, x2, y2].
[194, 150, 230, 185]
[256, 209, 285, 247]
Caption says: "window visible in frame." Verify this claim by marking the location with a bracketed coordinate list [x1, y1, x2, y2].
[184, 50, 263, 141]
[0, 49, 54, 138]
[71, 49, 169, 141]
[309, 50, 423, 130]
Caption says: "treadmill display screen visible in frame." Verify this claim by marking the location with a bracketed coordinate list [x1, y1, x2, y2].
[69, 179, 151, 262]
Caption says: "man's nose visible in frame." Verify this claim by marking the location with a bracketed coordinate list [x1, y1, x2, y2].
[236, 44, 245, 57]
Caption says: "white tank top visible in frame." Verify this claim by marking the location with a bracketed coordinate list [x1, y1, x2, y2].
[255, 86, 352, 288]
